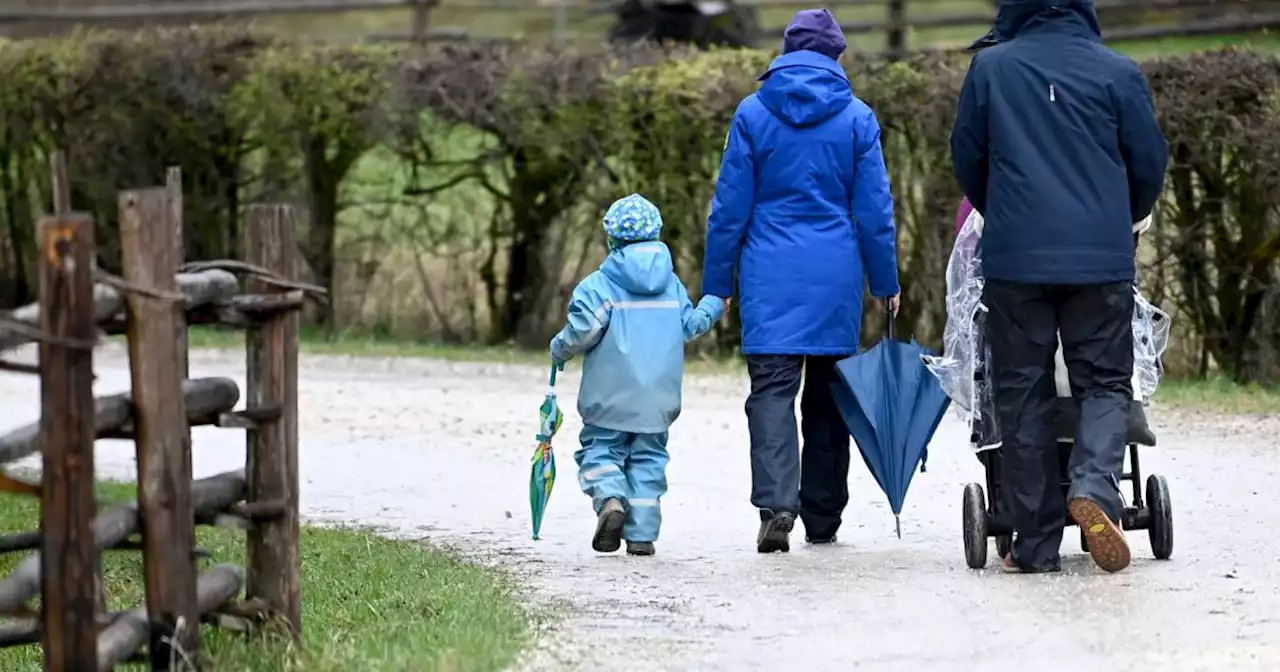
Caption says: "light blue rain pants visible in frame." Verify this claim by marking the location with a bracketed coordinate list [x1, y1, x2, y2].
[575, 425, 670, 543]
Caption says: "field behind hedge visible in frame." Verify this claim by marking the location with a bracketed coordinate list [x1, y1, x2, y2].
[0, 28, 1277, 382]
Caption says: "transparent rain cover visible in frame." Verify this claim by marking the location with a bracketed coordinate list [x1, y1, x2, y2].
[922, 210, 1170, 452]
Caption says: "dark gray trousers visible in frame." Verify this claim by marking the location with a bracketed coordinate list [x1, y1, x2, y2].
[745, 355, 850, 540]
[984, 280, 1135, 569]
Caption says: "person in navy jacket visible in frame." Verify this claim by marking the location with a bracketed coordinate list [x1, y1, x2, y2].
[950, 0, 1168, 573]
[702, 8, 901, 553]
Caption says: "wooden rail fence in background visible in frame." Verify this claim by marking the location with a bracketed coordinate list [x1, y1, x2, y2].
[0, 151, 326, 670]
[0, 0, 1277, 54]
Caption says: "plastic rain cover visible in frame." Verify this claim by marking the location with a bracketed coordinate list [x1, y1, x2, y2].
[922, 210, 1171, 452]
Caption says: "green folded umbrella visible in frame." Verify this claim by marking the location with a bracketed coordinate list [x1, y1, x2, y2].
[529, 364, 564, 540]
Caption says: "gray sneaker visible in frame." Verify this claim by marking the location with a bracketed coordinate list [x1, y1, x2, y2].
[592, 499, 626, 553]
[756, 511, 795, 553]
[626, 541, 655, 556]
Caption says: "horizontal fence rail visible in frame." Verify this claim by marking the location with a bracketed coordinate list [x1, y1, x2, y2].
[0, 0, 1276, 53]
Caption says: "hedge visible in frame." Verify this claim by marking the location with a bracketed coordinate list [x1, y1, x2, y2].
[0, 28, 1277, 382]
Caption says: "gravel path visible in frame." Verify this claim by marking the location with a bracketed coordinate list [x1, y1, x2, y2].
[2, 345, 1278, 671]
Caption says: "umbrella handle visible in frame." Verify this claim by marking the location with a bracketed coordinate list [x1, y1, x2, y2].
[885, 301, 895, 342]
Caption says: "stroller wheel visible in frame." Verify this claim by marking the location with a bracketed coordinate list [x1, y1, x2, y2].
[1147, 474, 1173, 560]
[995, 533, 1012, 559]
[963, 483, 989, 569]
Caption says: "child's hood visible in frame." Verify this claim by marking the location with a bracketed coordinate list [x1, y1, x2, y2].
[600, 241, 674, 296]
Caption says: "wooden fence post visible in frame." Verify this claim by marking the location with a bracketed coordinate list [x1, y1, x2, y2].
[38, 213, 98, 672]
[119, 188, 200, 667]
[166, 167, 189, 379]
[50, 151, 70, 215]
[886, 0, 907, 60]
[244, 204, 302, 636]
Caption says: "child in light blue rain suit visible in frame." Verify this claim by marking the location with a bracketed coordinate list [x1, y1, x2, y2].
[550, 194, 725, 557]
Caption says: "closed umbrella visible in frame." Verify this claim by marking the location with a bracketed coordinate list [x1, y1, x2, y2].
[529, 364, 564, 540]
[831, 309, 951, 537]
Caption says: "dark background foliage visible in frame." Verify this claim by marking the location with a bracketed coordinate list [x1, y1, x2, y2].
[0, 28, 1277, 382]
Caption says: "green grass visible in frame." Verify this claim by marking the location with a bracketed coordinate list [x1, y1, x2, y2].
[1153, 376, 1280, 415]
[0, 483, 531, 671]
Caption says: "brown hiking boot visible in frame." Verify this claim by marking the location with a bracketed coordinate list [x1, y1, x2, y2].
[1069, 497, 1131, 573]
[592, 499, 625, 553]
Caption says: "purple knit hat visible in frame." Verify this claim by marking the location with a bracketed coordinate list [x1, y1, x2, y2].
[782, 9, 847, 61]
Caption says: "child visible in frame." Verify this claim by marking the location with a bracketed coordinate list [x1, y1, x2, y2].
[549, 194, 725, 557]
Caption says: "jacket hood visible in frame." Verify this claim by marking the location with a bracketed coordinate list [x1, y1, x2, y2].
[600, 241, 674, 296]
[995, 0, 1101, 40]
[757, 50, 853, 128]
[781, 9, 847, 61]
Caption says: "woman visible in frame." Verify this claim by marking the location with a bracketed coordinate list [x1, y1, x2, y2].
[701, 8, 901, 553]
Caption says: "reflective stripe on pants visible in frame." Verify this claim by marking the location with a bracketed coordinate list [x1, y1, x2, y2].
[574, 425, 670, 543]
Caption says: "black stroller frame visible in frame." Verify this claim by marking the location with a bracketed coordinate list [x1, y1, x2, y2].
[961, 395, 1175, 570]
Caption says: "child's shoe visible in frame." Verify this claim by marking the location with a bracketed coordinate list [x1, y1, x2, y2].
[592, 498, 626, 553]
[626, 541, 655, 556]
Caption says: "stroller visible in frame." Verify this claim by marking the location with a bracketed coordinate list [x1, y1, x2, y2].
[926, 209, 1175, 570]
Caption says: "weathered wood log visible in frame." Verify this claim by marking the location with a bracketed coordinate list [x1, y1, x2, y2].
[0, 377, 241, 466]
[38, 214, 100, 671]
[0, 617, 40, 648]
[122, 187, 202, 665]
[0, 471, 39, 497]
[0, 612, 126, 650]
[50, 151, 70, 215]
[0, 359, 39, 375]
[0, 531, 211, 557]
[0, 470, 246, 616]
[229, 499, 287, 521]
[0, 531, 41, 554]
[97, 564, 244, 672]
[0, 270, 239, 352]
[167, 167, 189, 379]
[244, 205, 303, 637]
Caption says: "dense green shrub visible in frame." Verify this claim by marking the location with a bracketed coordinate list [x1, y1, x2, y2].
[0, 28, 1277, 381]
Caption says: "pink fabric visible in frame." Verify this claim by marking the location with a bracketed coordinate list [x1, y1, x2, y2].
[955, 197, 974, 235]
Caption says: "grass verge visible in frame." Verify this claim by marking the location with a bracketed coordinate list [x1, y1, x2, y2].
[186, 326, 1278, 413]
[0, 483, 530, 672]
[1152, 376, 1280, 415]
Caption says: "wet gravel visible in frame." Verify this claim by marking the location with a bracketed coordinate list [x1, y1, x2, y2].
[2, 344, 1278, 671]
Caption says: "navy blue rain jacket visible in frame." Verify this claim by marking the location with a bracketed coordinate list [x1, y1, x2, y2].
[703, 50, 899, 355]
[950, 0, 1169, 284]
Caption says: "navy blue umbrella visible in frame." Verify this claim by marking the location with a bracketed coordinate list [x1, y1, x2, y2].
[831, 308, 951, 537]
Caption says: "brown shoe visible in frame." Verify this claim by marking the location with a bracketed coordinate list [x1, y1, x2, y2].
[1069, 497, 1131, 573]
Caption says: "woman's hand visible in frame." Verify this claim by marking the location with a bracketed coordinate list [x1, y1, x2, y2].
[887, 294, 901, 317]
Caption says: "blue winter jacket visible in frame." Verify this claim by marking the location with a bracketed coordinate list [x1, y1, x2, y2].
[550, 242, 725, 434]
[950, 0, 1169, 284]
[703, 50, 900, 356]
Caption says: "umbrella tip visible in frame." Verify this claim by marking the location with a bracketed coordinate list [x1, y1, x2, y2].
[895, 515, 901, 539]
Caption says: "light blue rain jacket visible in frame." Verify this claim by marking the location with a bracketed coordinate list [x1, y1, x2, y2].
[550, 241, 725, 434]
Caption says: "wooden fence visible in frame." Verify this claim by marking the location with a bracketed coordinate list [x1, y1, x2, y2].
[0, 153, 324, 670]
[2, 0, 1279, 53]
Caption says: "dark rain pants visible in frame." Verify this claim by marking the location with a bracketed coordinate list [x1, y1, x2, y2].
[745, 355, 850, 540]
[984, 280, 1135, 570]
